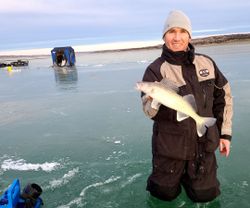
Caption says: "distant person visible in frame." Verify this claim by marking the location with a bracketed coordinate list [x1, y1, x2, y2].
[140, 10, 233, 203]
[56, 52, 66, 67]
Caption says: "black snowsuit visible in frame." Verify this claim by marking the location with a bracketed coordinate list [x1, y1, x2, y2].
[141, 44, 233, 202]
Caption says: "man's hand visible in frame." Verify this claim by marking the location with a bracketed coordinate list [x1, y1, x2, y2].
[219, 138, 231, 157]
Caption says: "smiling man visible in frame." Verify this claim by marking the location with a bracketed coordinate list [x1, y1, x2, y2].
[140, 10, 233, 203]
[162, 10, 191, 52]
[164, 27, 190, 52]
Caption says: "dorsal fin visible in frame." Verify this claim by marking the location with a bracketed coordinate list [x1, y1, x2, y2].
[159, 78, 179, 93]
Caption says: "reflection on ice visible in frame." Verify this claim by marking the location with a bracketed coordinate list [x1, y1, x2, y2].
[53, 66, 78, 90]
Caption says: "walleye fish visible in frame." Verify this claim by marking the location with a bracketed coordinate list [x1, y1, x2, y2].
[136, 81, 216, 137]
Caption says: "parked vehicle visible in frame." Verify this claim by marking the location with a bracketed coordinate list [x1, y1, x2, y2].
[10, 60, 29, 67]
[0, 63, 10, 68]
[0, 60, 28, 68]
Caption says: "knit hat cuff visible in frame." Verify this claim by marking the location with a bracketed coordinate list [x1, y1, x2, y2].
[162, 10, 192, 38]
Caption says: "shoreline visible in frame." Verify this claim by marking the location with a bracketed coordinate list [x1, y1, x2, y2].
[191, 33, 250, 45]
[0, 33, 250, 57]
[91, 32, 250, 53]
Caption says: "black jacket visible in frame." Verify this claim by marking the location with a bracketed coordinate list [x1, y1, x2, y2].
[142, 44, 233, 160]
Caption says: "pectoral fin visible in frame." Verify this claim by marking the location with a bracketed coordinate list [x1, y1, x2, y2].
[151, 99, 161, 110]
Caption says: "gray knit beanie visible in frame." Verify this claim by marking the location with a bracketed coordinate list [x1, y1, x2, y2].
[162, 10, 192, 38]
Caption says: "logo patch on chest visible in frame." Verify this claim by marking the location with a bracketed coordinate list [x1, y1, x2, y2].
[199, 69, 209, 77]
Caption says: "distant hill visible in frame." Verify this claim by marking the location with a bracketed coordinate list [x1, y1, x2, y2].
[93, 33, 250, 53]
[191, 33, 250, 45]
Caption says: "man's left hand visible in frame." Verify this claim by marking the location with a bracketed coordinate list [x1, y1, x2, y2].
[219, 138, 231, 157]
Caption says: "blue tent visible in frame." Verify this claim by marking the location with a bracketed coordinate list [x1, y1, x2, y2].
[51, 46, 76, 67]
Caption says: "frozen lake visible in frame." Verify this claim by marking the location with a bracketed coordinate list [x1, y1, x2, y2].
[0, 41, 250, 207]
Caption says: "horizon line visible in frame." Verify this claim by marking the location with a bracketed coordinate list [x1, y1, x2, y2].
[0, 32, 250, 57]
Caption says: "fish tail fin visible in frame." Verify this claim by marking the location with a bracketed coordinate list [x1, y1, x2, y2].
[196, 117, 217, 137]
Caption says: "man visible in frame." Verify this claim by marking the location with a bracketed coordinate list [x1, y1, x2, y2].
[141, 10, 233, 202]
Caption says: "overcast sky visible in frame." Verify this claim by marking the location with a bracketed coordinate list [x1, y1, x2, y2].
[0, 0, 250, 50]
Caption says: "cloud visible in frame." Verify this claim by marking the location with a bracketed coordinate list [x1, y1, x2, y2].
[0, 0, 126, 15]
[0, 0, 250, 50]
[0, 0, 134, 28]
[0, 0, 51, 13]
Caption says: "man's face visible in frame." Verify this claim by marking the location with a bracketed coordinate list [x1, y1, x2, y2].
[163, 27, 190, 52]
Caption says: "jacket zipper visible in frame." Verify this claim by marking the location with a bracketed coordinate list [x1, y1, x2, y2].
[202, 88, 207, 108]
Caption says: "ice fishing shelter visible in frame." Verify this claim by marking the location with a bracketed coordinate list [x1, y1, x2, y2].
[51, 46, 76, 67]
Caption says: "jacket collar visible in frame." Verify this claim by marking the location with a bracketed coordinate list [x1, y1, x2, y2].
[161, 43, 195, 65]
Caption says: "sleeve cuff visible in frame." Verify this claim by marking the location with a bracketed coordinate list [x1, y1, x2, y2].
[221, 134, 232, 141]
